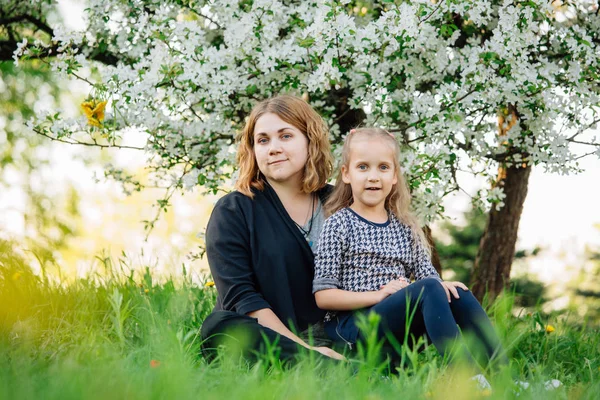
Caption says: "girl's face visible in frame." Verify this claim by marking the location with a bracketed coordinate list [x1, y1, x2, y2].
[253, 112, 309, 187]
[341, 137, 398, 211]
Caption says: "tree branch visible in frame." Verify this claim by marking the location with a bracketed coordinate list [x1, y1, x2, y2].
[418, 0, 443, 25]
[568, 139, 600, 147]
[0, 14, 54, 36]
[180, 4, 222, 29]
[33, 128, 146, 151]
[0, 39, 123, 65]
[143, 168, 186, 240]
[329, 105, 356, 129]
[567, 117, 600, 141]
[574, 150, 599, 160]
[388, 87, 477, 134]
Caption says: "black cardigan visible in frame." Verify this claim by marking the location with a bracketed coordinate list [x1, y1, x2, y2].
[206, 183, 333, 332]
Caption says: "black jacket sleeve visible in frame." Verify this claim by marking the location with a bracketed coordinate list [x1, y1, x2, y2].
[206, 194, 271, 315]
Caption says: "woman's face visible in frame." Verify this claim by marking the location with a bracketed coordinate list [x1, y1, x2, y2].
[253, 112, 309, 187]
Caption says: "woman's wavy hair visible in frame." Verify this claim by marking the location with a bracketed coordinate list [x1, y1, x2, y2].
[325, 128, 430, 252]
[235, 95, 333, 198]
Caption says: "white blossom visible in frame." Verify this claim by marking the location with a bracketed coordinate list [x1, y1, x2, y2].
[12, 38, 28, 66]
[12, 0, 600, 222]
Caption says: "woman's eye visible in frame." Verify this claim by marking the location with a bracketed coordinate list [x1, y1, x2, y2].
[282, 134, 292, 139]
[257, 138, 268, 144]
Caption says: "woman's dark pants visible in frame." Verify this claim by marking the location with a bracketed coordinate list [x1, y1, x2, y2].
[200, 311, 335, 365]
[202, 312, 293, 363]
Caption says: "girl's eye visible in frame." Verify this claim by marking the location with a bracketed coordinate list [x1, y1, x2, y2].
[358, 164, 367, 170]
[380, 165, 390, 170]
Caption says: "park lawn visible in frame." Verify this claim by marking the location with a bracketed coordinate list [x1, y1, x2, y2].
[1, 256, 599, 400]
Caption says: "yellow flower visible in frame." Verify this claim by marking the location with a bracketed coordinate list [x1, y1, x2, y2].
[81, 99, 107, 127]
[481, 388, 492, 397]
[545, 325, 555, 333]
[144, 288, 150, 294]
[205, 281, 215, 288]
[12, 271, 22, 281]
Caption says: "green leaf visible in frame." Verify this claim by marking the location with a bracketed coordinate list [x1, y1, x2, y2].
[245, 84, 258, 96]
[297, 37, 315, 48]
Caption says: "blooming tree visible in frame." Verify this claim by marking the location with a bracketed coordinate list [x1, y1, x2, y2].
[4, 0, 600, 299]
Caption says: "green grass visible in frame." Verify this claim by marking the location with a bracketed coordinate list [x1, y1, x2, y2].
[1, 245, 599, 399]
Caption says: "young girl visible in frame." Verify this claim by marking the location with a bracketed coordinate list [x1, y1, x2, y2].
[313, 128, 504, 376]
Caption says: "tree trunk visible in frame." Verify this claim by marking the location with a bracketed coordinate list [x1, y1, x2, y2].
[324, 88, 367, 142]
[470, 164, 532, 302]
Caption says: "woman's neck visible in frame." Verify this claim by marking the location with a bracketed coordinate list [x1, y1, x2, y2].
[268, 178, 315, 224]
[267, 179, 303, 199]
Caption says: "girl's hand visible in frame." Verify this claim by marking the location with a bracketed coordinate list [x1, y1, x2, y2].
[439, 281, 469, 302]
[311, 346, 346, 361]
[377, 278, 410, 301]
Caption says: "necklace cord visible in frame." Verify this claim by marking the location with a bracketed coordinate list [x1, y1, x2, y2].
[294, 193, 316, 237]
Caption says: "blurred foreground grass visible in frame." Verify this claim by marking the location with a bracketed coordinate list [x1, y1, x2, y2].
[1, 240, 599, 399]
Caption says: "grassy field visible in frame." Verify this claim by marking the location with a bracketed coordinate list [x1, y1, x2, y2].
[1, 245, 599, 399]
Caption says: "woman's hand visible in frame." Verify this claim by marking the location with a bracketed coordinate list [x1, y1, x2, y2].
[439, 280, 469, 302]
[377, 278, 410, 302]
[311, 346, 347, 361]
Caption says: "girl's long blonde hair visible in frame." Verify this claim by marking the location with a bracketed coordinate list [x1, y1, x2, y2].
[235, 95, 333, 198]
[325, 128, 430, 252]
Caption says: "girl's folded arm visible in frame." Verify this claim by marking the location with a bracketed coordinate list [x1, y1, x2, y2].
[314, 288, 384, 310]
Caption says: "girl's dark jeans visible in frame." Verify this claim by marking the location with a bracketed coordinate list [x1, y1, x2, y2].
[324, 277, 507, 369]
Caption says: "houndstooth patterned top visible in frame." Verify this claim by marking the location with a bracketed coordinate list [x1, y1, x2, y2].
[312, 207, 441, 321]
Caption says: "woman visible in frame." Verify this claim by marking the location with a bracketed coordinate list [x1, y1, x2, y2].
[200, 95, 345, 363]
